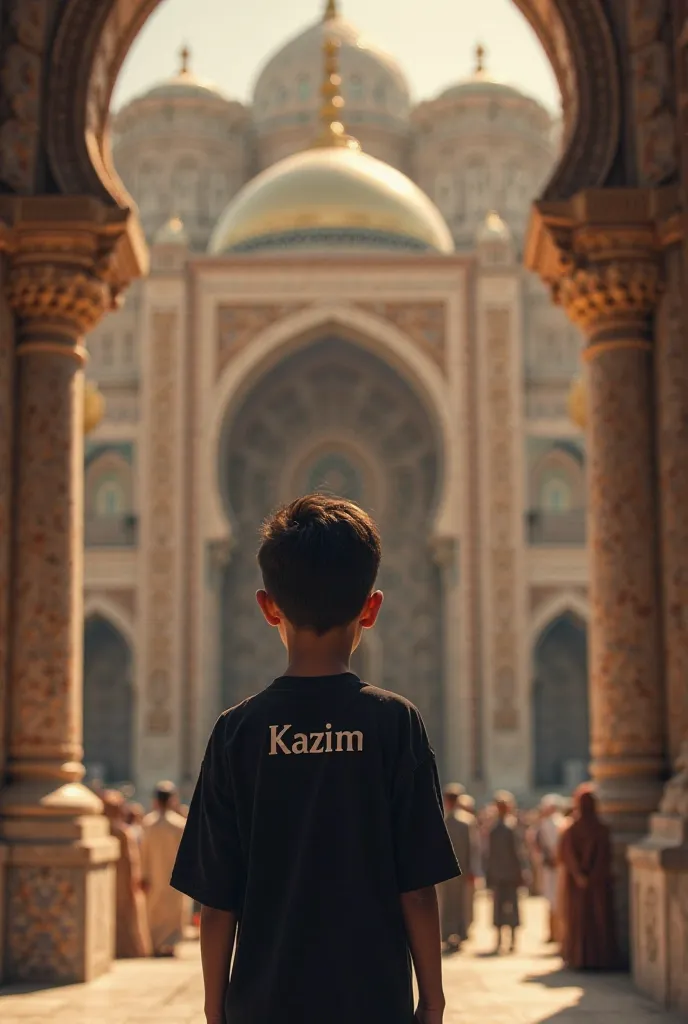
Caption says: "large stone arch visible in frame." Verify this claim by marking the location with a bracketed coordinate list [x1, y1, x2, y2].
[217, 334, 446, 757]
[34, 0, 622, 207]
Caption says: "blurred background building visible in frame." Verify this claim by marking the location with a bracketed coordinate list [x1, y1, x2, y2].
[83, 3, 587, 799]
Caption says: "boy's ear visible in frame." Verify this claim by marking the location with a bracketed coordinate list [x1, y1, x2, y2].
[256, 590, 282, 627]
[359, 590, 383, 629]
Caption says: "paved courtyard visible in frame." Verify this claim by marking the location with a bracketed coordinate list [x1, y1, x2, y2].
[0, 896, 683, 1023]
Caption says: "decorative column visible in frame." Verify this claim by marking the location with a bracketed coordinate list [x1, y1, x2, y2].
[0, 197, 145, 984]
[527, 189, 666, 955]
[653, 231, 688, 762]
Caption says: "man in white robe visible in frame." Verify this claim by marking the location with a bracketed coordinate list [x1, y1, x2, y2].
[141, 781, 187, 956]
[535, 793, 565, 943]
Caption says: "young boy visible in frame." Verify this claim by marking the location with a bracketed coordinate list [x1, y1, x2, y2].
[172, 494, 460, 1024]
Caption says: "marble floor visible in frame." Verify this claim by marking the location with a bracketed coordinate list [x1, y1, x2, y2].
[0, 896, 682, 1023]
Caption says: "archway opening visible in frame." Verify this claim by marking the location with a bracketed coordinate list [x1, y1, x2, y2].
[83, 616, 135, 786]
[532, 611, 589, 789]
[48, 0, 622, 228]
[218, 335, 445, 755]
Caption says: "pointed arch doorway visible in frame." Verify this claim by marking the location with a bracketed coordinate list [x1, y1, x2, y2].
[218, 335, 445, 755]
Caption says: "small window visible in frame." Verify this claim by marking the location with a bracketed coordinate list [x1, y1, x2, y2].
[123, 332, 134, 365]
[541, 475, 572, 513]
[373, 82, 387, 108]
[95, 478, 125, 517]
[298, 76, 311, 101]
[350, 76, 363, 102]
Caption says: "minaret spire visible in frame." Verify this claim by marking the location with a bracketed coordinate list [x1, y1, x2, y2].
[179, 43, 191, 75]
[323, 0, 338, 21]
[474, 41, 486, 76]
[312, 35, 360, 150]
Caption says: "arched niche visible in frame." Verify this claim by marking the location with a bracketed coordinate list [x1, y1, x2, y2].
[217, 335, 445, 755]
[532, 610, 589, 789]
[83, 614, 135, 785]
[43, 1, 620, 207]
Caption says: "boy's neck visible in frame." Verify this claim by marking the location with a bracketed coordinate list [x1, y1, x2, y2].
[282, 628, 355, 678]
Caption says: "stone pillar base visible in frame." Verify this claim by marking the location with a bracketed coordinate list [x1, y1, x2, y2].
[628, 814, 688, 1013]
[0, 783, 119, 985]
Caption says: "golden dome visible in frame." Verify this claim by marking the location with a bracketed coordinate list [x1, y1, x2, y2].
[567, 375, 586, 430]
[212, 31, 451, 256]
[210, 145, 453, 254]
[83, 381, 106, 435]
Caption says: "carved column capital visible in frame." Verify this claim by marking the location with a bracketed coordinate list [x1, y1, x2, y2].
[525, 188, 665, 345]
[6, 265, 110, 356]
[554, 256, 661, 338]
[0, 195, 147, 353]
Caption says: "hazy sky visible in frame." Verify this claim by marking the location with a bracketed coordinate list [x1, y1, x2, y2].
[113, 0, 560, 112]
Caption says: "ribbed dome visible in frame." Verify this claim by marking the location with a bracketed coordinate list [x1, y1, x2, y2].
[252, 3, 410, 129]
[209, 145, 453, 255]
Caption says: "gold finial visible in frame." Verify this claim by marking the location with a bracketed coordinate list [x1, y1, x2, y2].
[323, 0, 338, 21]
[83, 381, 106, 436]
[312, 36, 360, 150]
[474, 42, 486, 75]
[568, 375, 586, 430]
[179, 44, 191, 75]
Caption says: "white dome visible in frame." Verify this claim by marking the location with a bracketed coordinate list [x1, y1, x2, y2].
[252, 4, 410, 134]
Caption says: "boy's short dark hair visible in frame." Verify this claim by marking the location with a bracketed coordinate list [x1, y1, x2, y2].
[258, 493, 381, 635]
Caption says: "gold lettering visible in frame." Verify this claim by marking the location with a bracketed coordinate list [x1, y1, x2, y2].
[309, 732, 325, 754]
[336, 730, 364, 752]
[269, 724, 292, 755]
[325, 723, 333, 753]
[292, 733, 308, 754]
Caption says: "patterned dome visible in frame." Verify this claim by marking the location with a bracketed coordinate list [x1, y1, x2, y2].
[139, 46, 229, 104]
[252, 2, 410, 133]
[438, 44, 547, 111]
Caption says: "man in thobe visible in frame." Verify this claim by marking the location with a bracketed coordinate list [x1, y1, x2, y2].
[485, 792, 524, 954]
[438, 783, 471, 953]
[141, 781, 187, 956]
[535, 794, 565, 943]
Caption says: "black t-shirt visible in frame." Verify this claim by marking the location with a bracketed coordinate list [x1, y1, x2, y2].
[171, 672, 460, 1024]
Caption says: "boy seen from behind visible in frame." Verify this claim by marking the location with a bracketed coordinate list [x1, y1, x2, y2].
[172, 494, 460, 1024]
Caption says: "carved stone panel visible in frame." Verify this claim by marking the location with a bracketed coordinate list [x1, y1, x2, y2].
[0, 0, 50, 193]
[355, 302, 446, 366]
[627, 0, 678, 186]
[217, 304, 306, 377]
[143, 312, 179, 736]
[484, 309, 519, 732]
[5, 866, 81, 982]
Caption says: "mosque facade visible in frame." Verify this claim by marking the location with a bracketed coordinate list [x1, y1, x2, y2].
[83, 2, 587, 799]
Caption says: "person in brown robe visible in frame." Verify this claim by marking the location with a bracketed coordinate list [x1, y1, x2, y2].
[558, 785, 617, 970]
[102, 790, 152, 958]
[485, 794, 524, 954]
[438, 783, 471, 952]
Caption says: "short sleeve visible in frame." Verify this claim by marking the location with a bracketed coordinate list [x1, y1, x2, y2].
[170, 716, 244, 912]
[393, 753, 461, 893]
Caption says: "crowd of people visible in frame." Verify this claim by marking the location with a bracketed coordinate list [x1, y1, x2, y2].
[95, 773, 617, 972]
[96, 781, 190, 960]
[439, 783, 618, 969]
